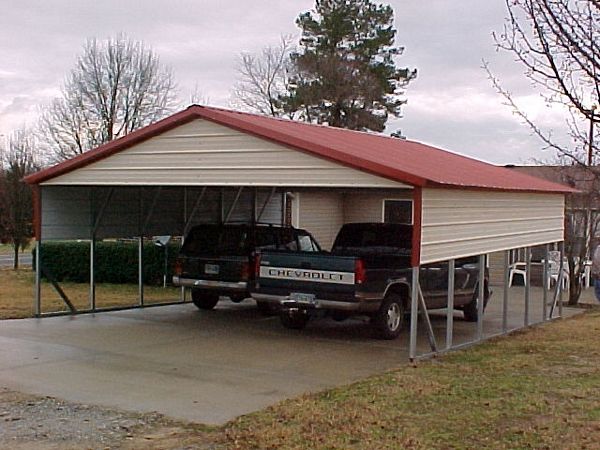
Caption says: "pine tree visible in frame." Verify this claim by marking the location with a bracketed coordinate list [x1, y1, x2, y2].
[283, 0, 416, 132]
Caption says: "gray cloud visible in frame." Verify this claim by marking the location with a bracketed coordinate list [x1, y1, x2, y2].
[0, 0, 570, 164]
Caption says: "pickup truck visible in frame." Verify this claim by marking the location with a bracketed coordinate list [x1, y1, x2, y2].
[251, 223, 490, 339]
[173, 223, 321, 311]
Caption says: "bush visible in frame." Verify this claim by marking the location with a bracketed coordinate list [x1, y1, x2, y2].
[32, 240, 180, 285]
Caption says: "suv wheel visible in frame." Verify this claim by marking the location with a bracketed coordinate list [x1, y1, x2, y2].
[372, 294, 405, 339]
[191, 290, 220, 310]
[280, 309, 309, 330]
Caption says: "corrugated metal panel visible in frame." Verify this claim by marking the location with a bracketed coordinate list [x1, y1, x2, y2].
[420, 188, 565, 264]
[41, 186, 92, 240]
[297, 191, 344, 250]
[41, 119, 407, 189]
[343, 191, 412, 223]
[40, 186, 283, 240]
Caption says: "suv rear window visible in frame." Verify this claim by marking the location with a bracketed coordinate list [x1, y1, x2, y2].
[182, 225, 249, 256]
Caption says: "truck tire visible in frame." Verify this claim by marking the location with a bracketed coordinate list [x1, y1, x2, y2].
[280, 310, 309, 330]
[191, 290, 220, 310]
[463, 284, 489, 322]
[372, 294, 405, 339]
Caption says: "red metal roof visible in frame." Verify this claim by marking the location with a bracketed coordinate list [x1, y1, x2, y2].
[26, 105, 576, 193]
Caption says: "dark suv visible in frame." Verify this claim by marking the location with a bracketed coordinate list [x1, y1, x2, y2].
[173, 223, 321, 311]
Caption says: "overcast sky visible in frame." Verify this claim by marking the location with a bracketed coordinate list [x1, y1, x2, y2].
[0, 0, 569, 164]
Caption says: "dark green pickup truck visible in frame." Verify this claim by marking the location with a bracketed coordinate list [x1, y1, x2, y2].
[251, 223, 490, 339]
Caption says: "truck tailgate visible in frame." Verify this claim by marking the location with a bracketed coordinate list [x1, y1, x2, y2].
[257, 251, 358, 299]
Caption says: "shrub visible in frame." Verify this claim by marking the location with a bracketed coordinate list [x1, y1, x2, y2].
[32, 240, 180, 285]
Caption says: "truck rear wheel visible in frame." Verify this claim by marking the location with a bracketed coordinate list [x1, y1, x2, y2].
[463, 283, 489, 322]
[280, 310, 309, 330]
[191, 290, 220, 310]
[372, 295, 405, 339]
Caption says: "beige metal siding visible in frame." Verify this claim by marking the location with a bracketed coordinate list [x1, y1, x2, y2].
[297, 191, 344, 250]
[42, 119, 408, 188]
[343, 191, 412, 223]
[420, 188, 565, 264]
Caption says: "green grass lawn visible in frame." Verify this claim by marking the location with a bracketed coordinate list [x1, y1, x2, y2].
[214, 311, 600, 449]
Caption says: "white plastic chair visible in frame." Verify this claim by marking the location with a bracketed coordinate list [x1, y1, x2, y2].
[508, 262, 527, 287]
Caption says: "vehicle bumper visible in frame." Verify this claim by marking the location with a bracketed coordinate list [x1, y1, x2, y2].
[173, 277, 248, 291]
[251, 293, 380, 312]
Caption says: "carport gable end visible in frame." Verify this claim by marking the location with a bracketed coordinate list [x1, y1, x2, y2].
[25, 105, 575, 267]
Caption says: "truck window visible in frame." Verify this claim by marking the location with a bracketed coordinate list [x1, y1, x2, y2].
[298, 234, 316, 252]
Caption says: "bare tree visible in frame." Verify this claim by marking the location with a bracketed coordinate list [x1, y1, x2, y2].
[0, 129, 40, 269]
[490, 0, 599, 304]
[231, 35, 295, 117]
[39, 34, 177, 162]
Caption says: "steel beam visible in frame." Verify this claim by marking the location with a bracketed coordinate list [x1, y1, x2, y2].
[446, 259, 455, 350]
[224, 187, 244, 223]
[502, 250, 509, 332]
[524, 246, 531, 326]
[477, 254, 485, 340]
[543, 244, 549, 321]
[34, 240, 41, 317]
[418, 285, 438, 352]
[183, 187, 207, 236]
[89, 237, 96, 311]
[138, 236, 144, 306]
[257, 187, 277, 222]
[409, 266, 419, 361]
[559, 241, 564, 317]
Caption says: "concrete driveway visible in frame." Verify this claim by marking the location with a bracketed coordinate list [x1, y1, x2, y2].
[0, 289, 583, 425]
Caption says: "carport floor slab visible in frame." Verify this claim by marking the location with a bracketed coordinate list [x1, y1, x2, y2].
[0, 296, 584, 425]
[0, 303, 412, 425]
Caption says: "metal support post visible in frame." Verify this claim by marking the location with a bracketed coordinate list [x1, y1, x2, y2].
[477, 254, 485, 340]
[502, 250, 509, 333]
[138, 236, 144, 306]
[525, 247, 531, 326]
[543, 244, 549, 321]
[34, 240, 42, 316]
[409, 267, 419, 361]
[559, 241, 564, 317]
[90, 237, 96, 311]
[446, 259, 455, 350]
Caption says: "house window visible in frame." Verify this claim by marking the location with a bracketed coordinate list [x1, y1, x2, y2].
[383, 200, 413, 224]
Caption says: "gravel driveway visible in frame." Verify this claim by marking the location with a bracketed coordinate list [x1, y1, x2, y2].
[0, 387, 218, 449]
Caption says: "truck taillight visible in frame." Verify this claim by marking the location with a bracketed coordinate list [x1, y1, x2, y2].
[174, 258, 183, 276]
[241, 262, 250, 281]
[355, 259, 366, 284]
[254, 254, 262, 277]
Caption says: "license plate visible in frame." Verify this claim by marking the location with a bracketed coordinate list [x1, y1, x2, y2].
[205, 264, 219, 275]
[290, 292, 316, 305]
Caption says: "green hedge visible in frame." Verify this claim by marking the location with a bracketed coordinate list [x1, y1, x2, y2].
[33, 241, 180, 285]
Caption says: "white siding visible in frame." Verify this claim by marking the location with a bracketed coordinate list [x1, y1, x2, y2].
[297, 191, 344, 250]
[419, 188, 565, 264]
[343, 191, 412, 223]
[41, 119, 408, 189]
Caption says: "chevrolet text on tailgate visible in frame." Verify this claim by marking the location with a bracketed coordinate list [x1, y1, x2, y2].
[251, 223, 490, 339]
